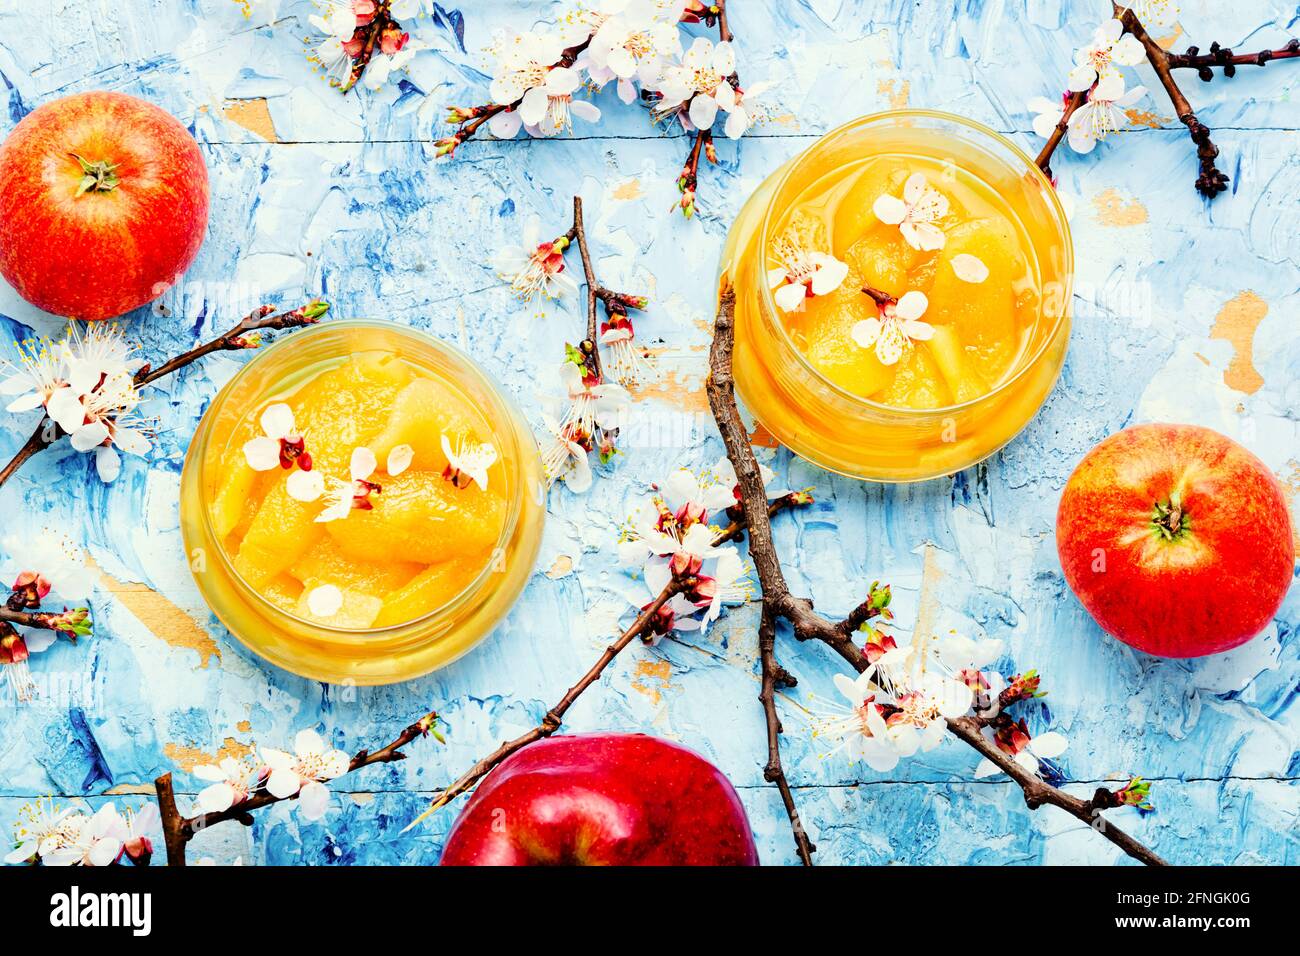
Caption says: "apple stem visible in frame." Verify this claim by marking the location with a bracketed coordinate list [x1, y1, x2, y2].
[1151, 492, 1190, 541]
[69, 152, 120, 196]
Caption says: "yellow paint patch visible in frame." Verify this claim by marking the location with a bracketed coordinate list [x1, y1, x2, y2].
[351, 792, 375, 806]
[546, 554, 574, 579]
[610, 178, 644, 202]
[629, 368, 710, 413]
[749, 422, 781, 449]
[223, 98, 278, 142]
[236, 720, 252, 733]
[164, 737, 253, 773]
[105, 783, 157, 796]
[1209, 291, 1268, 394]
[877, 78, 910, 109]
[1093, 188, 1149, 227]
[1124, 108, 1165, 129]
[1155, 26, 1183, 50]
[912, 544, 945, 646]
[630, 658, 673, 705]
[97, 564, 222, 669]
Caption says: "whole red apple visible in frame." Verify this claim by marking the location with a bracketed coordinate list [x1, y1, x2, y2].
[0, 91, 209, 320]
[1056, 423, 1294, 657]
[439, 733, 760, 865]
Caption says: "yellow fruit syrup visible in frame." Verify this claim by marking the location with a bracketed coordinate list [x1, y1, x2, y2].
[180, 321, 544, 684]
[720, 111, 1073, 481]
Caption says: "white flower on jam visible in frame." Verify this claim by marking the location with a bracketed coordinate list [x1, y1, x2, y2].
[652, 37, 739, 132]
[1067, 74, 1147, 154]
[539, 412, 594, 493]
[193, 756, 257, 814]
[261, 729, 351, 821]
[306, 584, 344, 618]
[766, 237, 850, 313]
[313, 447, 382, 522]
[2, 324, 151, 483]
[386, 443, 414, 477]
[441, 434, 498, 491]
[852, 290, 934, 366]
[492, 216, 579, 302]
[950, 254, 989, 283]
[873, 172, 950, 251]
[1067, 18, 1145, 92]
[244, 403, 311, 473]
[974, 722, 1068, 779]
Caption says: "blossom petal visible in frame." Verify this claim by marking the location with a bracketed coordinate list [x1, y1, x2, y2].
[571, 100, 602, 123]
[489, 110, 522, 139]
[851, 318, 882, 349]
[260, 403, 294, 440]
[297, 781, 331, 821]
[95, 444, 121, 483]
[266, 767, 301, 800]
[973, 757, 1000, 778]
[808, 254, 849, 296]
[350, 446, 377, 481]
[895, 290, 929, 322]
[286, 469, 326, 503]
[773, 282, 807, 313]
[197, 782, 236, 814]
[872, 194, 907, 225]
[5, 391, 45, 413]
[689, 93, 719, 131]
[70, 420, 109, 452]
[1031, 731, 1069, 759]
[307, 585, 343, 618]
[1066, 64, 1096, 92]
[519, 86, 549, 126]
[951, 254, 989, 283]
[387, 444, 414, 476]
[46, 387, 86, 434]
[244, 436, 282, 471]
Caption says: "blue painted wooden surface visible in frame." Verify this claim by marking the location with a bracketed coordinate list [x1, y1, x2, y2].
[0, 0, 1296, 865]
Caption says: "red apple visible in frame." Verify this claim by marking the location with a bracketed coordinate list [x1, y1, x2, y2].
[439, 733, 760, 865]
[1056, 423, 1294, 657]
[0, 91, 209, 320]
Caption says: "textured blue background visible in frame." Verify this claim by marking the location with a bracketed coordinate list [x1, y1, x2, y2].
[0, 0, 1296, 865]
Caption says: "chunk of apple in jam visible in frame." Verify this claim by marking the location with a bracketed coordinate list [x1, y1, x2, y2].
[373, 557, 482, 628]
[875, 342, 950, 409]
[832, 160, 910, 258]
[367, 378, 484, 474]
[290, 538, 423, 595]
[325, 471, 505, 566]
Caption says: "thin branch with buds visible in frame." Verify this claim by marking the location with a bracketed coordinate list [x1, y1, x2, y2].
[0, 300, 330, 493]
[408, 493, 813, 832]
[154, 710, 443, 867]
[706, 283, 1167, 866]
[566, 196, 647, 384]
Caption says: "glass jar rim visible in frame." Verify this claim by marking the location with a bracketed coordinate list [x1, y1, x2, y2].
[196, 319, 534, 639]
[756, 108, 1074, 418]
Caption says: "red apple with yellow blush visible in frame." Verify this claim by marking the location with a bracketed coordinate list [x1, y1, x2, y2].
[1056, 423, 1294, 657]
[438, 733, 760, 866]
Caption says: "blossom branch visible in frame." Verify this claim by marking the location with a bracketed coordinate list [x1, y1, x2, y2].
[1034, 90, 1086, 180]
[707, 283, 1167, 866]
[0, 299, 329, 492]
[567, 195, 648, 385]
[407, 497, 813, 832]
[1113, 3, 1230, 196]
[154, 710, 442, 866]
[758, 603, 815, 865]
[1167, 37, 1300, 77]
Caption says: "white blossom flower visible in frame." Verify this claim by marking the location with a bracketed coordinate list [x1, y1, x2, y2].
[1067, 18, 1145, 92]
[538, 412, 594, 493]
[583, 0, 681, 103]
[811, 671, 908, 772]
[873, 172, 950, 251]
[311, 35, 355, 86]
[5, 797, 82, 865]
[244, 403, 307, 472]
[40, 804, 125, 867]
[618, 468, 731, 569]
[851, 290, 934, 366]
[599, 313, 656, 387]
[314, 447, 380, 522]
[722, 80, 770, 139]
[652, 37, 738, 132]
[261, 729, 350, 821]
[1029, 94, 1067, 139]
[975, 726, 1069, 778]
[513, 64, 601, 136]
[1067, 74, 1147, 153]
[766, 235, 849, 313]
[308, 0, 360, 42]
[933, 631, 1004, 674]
[1, 530, 95, 602]
[2, 324, 150, 483]
[441, 434, 498, 491]
[553, 359, 630, 443]
[492, 216, 580, 301]
[193, 756, 257, 814]
[489, 30, 568, 106]
[702, 454, 788, 509]
[363, 43, 420, 92]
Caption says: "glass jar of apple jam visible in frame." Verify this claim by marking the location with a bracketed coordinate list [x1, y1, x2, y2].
[719, 110, 1073, 482]
[179, 321, 545, 684]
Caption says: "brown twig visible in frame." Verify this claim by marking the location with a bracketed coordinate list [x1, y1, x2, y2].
[154, 710, 442, 866]
[0, 300, 329, 492]
[706, 282, 1167, 866]
[0, 606, 87, 634]
[567, 196, 649, 385]
[409, 497, 813, 832]
[1165, 36, 1300, 76]
[1034, 90, 1087, 180]
[758, 604, 815, 865]
[1114, 3, 1230, 197]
